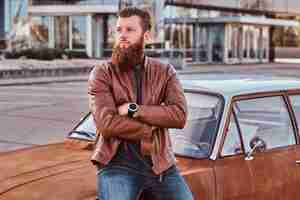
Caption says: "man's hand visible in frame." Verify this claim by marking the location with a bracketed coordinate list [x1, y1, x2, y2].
[118, 103, 130, 116]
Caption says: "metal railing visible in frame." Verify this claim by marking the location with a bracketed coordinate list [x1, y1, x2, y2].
[31, 0, 119, 6]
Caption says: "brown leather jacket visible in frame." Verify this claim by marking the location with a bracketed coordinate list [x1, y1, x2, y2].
[88, 56, 187, 175]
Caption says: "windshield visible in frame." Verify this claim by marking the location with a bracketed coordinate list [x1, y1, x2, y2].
[68, 92, 223, 158]
[170, 92, 223, 159]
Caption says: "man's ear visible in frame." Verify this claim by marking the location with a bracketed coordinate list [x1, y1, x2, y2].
[143, 30, 153, 43]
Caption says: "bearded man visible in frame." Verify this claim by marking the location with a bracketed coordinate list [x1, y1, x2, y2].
[88, 7, 194, 200]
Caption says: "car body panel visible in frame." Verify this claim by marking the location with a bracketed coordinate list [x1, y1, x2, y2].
[215, 146, 297, 200]
[0, 143, 96, 200]
[175, 157, 216, 200]
[0, 142, 215, 200]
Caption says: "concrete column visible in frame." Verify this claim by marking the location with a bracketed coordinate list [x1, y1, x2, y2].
[208, 26, 213, 63]
[93, 15, 104, 58]
[192, 24, 198, 62]
[69, 16, 73, 50]
[86, 14, 93, 58]
[49, 16, 55, 48]
[268, 26, 273, 62]
[224, 24, 229, 64]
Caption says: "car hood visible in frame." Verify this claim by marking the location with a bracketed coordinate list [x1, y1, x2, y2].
[0, 143, 97, 200]
[0, 143, 214, 200]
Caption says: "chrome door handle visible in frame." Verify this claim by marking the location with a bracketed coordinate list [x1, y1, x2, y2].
[296, 160, 300, 165]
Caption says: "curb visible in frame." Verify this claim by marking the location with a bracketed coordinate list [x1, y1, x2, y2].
[0, 75, 88, 86]
[0, 65, 93, 79]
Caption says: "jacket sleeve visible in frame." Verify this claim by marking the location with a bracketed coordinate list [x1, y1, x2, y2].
[134, 67, 187, 129]
[88, 65, 152, 140]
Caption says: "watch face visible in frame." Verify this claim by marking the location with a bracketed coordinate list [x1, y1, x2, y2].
[129, 103, 138, 111]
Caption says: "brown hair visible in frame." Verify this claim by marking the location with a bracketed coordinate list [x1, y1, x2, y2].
[118, 7, 152, 32]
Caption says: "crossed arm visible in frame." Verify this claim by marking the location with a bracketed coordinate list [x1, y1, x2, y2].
[88, 66, 187, 141]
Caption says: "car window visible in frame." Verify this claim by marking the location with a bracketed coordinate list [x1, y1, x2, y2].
[235, 96, 295, 152]
[68, 114, 97, 141]
[222, 113, 243, 156]
[170, 92, 223, 159]
[289, 95, 300, 134]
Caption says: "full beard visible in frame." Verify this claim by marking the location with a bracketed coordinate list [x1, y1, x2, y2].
[111, 39, 144, 72]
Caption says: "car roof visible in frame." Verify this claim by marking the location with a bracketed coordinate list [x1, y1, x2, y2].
[180, 73, 300, 97]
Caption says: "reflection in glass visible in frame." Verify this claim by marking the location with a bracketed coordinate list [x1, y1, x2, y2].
[228, 25, 240, 59]
[244, 26, 249, 58]
[249, 27, 256, 59]
[237, 27, 243, 59]
[289, 95, 300, 130]
[257, 27, 263, 60]
[5, 0, 28, 33]
[72, 16, 86, 49]
[248, 0, 261, 10]
[170, 93, 223, 158]
[54, 16, 69, 49]
[30, 16, 49, 47]
[211, 25, 224, 62]
[105, 15, 117, 49]
[196, 26, 208, 62]
[262, 27, 269, 59]
[235, 96, 295, 149]
[222, 113, 242, 156]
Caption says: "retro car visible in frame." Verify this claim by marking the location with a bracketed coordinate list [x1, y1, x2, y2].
[1, 74, 300, 200]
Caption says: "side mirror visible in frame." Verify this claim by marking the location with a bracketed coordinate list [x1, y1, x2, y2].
[245, 136, 266, 161]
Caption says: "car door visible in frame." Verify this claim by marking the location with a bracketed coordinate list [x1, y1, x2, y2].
[215, 94, 297, 200]
[215, 112, 255, 200]
[287, 93, 300, 196]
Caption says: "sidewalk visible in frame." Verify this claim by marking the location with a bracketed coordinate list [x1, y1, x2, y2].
[1, 59, 300, 86]
[0, 59, 98, 86]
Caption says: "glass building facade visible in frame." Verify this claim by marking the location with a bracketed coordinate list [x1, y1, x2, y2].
[31, 0, 119, 5]
[2, 0, 300, 63]
[26, 0, 121, 57]
[0, 0, 4, 50]
[27, 0, 158, 57]
[5, 0, 28, 35]
[163, 5, 272, 64]
[0, 1, 4, 39]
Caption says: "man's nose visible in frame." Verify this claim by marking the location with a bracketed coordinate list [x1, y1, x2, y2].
[119, 35, 128, 41]
[117, 30, 128, 39]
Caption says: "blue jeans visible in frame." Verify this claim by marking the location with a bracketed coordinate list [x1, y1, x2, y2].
[97, 165, 194, 200]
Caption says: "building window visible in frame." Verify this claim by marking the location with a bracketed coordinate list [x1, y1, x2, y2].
[104, 15, 117, 49]
[54, 16, 69, 49]
[228, 25, 240, 60]
[262, 27, 268, 59]
[71, 16, 86, 50]
[5, 0, 28, 35]
[211, 25, 224, 63]
[195, 25, 208, 62]
[0, 1, 4, 39]
[272, 17, 300, 48]
[30, 16, 49, 47]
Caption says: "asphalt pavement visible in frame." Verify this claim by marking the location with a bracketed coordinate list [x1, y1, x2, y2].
[0, 81, 88, 152]
[1, 58, 300, 153]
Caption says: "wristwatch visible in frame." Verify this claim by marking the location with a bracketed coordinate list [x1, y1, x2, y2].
[128, 103, 139, 118]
